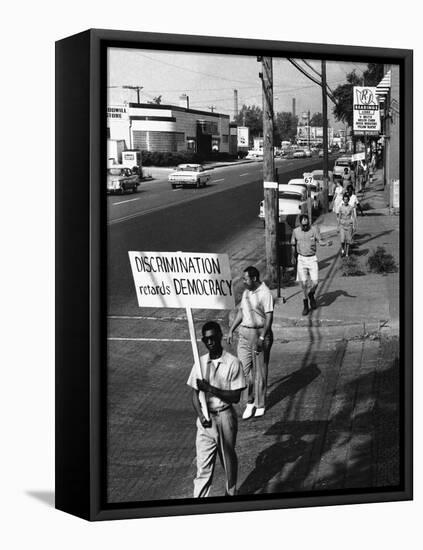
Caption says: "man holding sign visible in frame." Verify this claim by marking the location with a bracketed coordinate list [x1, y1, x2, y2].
[187, 321, 246, 498]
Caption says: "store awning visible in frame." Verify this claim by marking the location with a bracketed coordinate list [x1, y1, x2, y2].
[376, 70, 391, 99]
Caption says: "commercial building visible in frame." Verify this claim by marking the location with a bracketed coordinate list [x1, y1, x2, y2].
[107, 103, 237, 156]
[296, 125, 334, 146]
[376, 66, 400, 210]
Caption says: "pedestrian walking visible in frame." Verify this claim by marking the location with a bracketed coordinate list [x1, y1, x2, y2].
[228, 266, 273, 420]
[291, 214, 332, 316]
[337, 193, 355, 257]
[349, 162, 356, 192]
[361, 160, 368, 189]
[342, 167, 350, 189]
[187, 321, 246, 498]
[333, 179, 344, 214]
[347, 184, 364, 230]
[357, 161, 364, 193]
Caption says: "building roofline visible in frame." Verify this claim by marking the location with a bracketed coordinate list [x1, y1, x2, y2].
[127, 102, 230, 119]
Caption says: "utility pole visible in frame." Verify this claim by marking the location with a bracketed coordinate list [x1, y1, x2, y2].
[234, 89, 238, 120]
[260, 56, 279, 288]
[307, 110, 311, 150]
[321, 60, 329, 213]
[122, 85, 143, 104]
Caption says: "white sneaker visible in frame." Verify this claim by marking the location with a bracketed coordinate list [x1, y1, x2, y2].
[254, 407, 265, 417]
[242, 403, 256, 420]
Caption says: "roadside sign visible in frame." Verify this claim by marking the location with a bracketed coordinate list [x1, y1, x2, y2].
[352, 152, 365, 162]
[353, 86, 381, 134]
[264, 181, 278, 189]
[392, 179, 400, 209]
[128, 251, 234, 310]
[303, 173, 314, 185]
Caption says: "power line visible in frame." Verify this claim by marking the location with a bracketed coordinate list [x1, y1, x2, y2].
[301, 59, 322, 78]
[131, 51, 253, 85]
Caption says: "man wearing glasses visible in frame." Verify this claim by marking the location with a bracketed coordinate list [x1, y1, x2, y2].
[187, 321, 246, 498]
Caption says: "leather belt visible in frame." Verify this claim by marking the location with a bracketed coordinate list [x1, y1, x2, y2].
[299, 253, 316, 257]
[241, 325, 264, 329]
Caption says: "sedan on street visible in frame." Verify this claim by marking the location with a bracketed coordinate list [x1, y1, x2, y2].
[107, 166, 140, 194]
[168, 164, 211, 189]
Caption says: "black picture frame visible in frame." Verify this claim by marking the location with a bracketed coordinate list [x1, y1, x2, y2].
[55, 28, 413, 521]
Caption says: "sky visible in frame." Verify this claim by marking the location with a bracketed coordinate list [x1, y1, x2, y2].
[108, 48, 370, 130]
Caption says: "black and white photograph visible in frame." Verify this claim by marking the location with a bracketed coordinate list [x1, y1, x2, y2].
[105, 45, 405, 504]
[4, 0, 421, 547]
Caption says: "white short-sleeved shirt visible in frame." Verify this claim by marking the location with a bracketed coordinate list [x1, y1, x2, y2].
[240, 282, 274, 329]
[187, 350, 246, 410]
[349, 194, 359, 208]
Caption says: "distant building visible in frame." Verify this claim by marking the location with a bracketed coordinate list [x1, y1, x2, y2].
[107, 103, 236, 155]
[296, 125, 334, 146]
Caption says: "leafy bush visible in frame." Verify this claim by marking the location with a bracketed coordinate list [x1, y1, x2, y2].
[141, 150, 239, 166]
[367, 246, 398, 274]
[141, 150, 201, 166]
[340, 255, 365, 277]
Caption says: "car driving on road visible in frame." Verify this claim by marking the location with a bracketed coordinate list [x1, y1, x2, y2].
[168, 164, 211, 189]
[107, 166, 140, 194]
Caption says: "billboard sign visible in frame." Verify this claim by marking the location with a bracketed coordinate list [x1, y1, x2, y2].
[353, 87, 381, 134]
[237, 126, 249, 147]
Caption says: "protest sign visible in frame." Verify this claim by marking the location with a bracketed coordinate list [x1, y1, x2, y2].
[128, 251, 234, 310]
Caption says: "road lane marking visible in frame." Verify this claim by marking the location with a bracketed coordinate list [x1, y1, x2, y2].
[212, 178, 225, 182]
[108, 337, 201, 343]
[113, 198, 140, 205]
[239, 173, 250, 177]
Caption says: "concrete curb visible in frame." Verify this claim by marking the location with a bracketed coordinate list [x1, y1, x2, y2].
[271, 319, 384, 341]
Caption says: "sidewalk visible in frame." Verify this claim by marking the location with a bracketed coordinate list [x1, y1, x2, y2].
[270, 169, 399, 340]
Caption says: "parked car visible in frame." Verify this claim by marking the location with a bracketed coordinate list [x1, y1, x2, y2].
[259, 183, 308, 223]
[333, 156, 354, 181]
[288, 177, 323, 212]
[303, 148, 312, 158]
[107, 166, 140, 194]
[168, 164, 211, 189]
[312, 169, 335, 201]
[293, 149, 306, 159]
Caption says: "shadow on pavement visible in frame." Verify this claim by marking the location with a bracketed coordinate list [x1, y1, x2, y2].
[317, 289, 357, 308]
[266, 364, 321, 412]
[239, 347, 400, 495]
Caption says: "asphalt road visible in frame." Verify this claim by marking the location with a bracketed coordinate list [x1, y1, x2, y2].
[107, 155, 336, 316]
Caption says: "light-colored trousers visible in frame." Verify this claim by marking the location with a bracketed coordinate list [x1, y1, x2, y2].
[237, 326, 273, 409]
[194, 407, 238, 498]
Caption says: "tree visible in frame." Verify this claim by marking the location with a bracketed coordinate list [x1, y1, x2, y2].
[309, 112, 323, 127]
[332, 63, 384, 128]
[234, 104, 263, 138]
[332, 70, 362, 127]
[363, 63, 384, 86]
[274, 112, 298, 144]
[148, 95, 162, 104]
